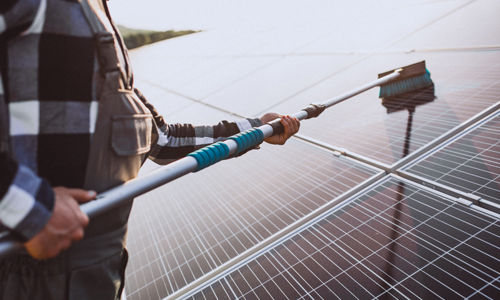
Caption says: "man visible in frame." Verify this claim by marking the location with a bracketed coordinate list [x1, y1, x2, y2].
[0, 0, 299, 299]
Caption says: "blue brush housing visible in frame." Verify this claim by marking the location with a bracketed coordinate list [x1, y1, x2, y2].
[379, 69, 433, 99]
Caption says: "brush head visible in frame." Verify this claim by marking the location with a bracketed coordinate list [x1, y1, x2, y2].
[378, 61, 434, 99]
[382, 83, 435, 114]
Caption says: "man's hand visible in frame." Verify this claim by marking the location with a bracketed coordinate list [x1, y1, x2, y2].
[23, 187, 96, 260]
[260, 113, 300, 145]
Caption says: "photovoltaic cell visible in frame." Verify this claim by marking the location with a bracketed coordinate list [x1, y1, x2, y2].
[118, 1, 500, 299]
[124, 139, 381, 299]
[402, 111, 500, 205]
[271, 51, 500, 166]
[185, 176, 500, 300]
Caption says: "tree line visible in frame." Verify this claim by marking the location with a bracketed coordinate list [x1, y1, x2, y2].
[117, 25, 199, 50]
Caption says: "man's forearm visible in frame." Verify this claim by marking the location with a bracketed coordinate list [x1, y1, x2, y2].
[149, 118, 263, 165]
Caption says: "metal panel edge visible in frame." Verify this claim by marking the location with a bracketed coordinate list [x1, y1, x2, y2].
[295, 133, 392, 172]
[165, 171, 387, 300]
[392, 173, 500, 220]
[396, 170, 481, 204]
[477, 199, 500, 215]
[390, 102, 500, 173]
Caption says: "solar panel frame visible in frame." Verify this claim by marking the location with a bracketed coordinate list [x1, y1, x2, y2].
[179, 175, 500, 300]
[124, 139, 385, 299]
[123, 49, 500, 300]
[399, 109, 500, 213]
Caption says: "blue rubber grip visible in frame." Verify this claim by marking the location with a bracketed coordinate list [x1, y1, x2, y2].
[187, 141, 230, 172]
[228, 128, 264, 155]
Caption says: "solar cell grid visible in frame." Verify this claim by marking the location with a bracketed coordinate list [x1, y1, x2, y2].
[271, 51, 500, 166]
[184, 177, 500, 299]
[124, 140, 381, 299]
[120, 2, 500, 298]
[403, 110, 500, 206]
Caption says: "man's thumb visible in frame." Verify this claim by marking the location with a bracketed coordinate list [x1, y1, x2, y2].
[67, 189, 96, 203]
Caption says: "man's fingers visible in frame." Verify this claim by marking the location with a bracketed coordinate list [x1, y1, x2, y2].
[24, 187, 93, 260]
[66, 188, 96, 203]
[286, 116, 295, 136]
[63, 189, 90, 228]
[79, 211, 90, 228]
[68, 188, 96, 200]
[281, 115, 290, 134]
[262, 113, 300, 145]
[72, 201, 89, 228]
[56, 187, 91, 226]
[72, 227, 85, 242]
[282, 115, 299, 138]
[291, 117, 300, 134]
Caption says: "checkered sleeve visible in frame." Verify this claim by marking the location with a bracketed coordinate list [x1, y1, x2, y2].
[149, 119, 263, 165]
[0, 0, 55, 241]
[0, 153, 54, 241]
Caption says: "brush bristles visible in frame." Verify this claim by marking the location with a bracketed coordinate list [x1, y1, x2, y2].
[379, 69, 433, 98]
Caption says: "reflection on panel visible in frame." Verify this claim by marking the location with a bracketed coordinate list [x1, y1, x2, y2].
[125, 139, 381, 299]
[187, 177, 500, 299]
[202, 54, 364, 117]
[387, 0, 500, 51]
[272, 51, 500, 166]
[403, 111, 500, 205]
[132, 79, 194, 118]
[131, 79, 253, 126]
[173, 56, 280, 100]
[292, 0, 472, 54]
[127, 29, 285, 91]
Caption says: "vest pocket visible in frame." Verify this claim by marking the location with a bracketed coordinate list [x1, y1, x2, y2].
[111, 115, 152, 156]
[84, 89, 154, 193]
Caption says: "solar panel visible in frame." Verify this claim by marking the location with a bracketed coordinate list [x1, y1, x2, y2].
[386, 0, 500, 51]
[117, 1, 500, 299]
[271, 51, 500, 166]
[182, 176, 500, 299]
[124, 139, 382, 299]
[198, 55, 366, 117]
[401, 110, 500, 207]
[287, 0, 474, 55]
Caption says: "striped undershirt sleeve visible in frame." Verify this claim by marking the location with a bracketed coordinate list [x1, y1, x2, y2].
[149, 118, 263, 165]
[134, 88, 263, 165]
[0, 154, 54, 241]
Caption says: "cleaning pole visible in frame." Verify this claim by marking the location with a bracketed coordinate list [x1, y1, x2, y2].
[0, 61, 432, 258]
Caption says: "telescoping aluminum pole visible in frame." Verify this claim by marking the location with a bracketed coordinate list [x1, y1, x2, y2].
[0, 70, 402, 258]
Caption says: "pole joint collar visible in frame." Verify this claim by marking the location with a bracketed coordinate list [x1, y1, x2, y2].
[302, 103, 326, 119]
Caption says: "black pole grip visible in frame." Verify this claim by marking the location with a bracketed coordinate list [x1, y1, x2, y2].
[268, 118, 284, 135]
[302, 103, 326, 119]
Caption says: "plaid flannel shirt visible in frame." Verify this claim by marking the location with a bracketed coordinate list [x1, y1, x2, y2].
[0, 0, 262, 242]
